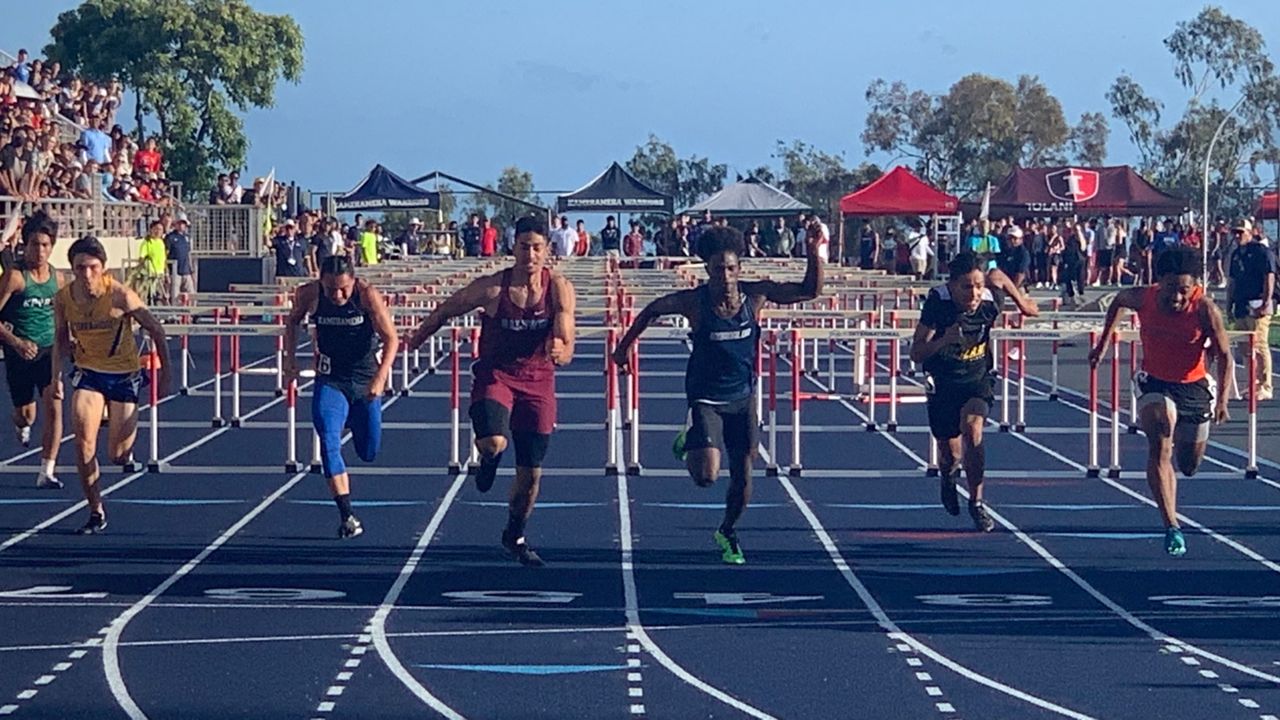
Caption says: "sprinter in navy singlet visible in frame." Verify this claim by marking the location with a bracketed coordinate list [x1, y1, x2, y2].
[284, 255, 399, 539]
[614, 224, 824, 564]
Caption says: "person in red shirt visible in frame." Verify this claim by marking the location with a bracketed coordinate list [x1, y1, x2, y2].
[1089, 246, 1230, 557]
[623, 220, 644, 258]
[574, 220, 589, 257]
[133, 138, 162, 176]
[481, 217, 498, 257]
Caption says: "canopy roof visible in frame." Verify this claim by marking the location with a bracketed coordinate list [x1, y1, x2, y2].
[839, 166, 960, 216]
[685, 177, 810, 217]
[967, 166, 1187, 217]
[335, 164, 440, 211]
[557, 162, 673, 214]
[1259, 191, 1278, 220]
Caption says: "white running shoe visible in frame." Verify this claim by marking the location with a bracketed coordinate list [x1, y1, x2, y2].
[15, 426, 30, 448]
[36, 471, 63, 490]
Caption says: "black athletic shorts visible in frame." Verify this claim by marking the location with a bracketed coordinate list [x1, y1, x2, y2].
[686, 396, 758, 456]
[4, 347, 52, 407]
[1135, 372, 1212, 427]
[1097, 248, 1113, 266]
[926, 376, 994, 440]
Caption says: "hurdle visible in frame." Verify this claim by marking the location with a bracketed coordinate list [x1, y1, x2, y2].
[211, 308, 225, 427]
[146, 351, 161, 472]
[448, 325, 462, 474]
[230, 306, 242, 427]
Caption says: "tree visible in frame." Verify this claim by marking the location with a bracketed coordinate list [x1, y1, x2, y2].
[45, 0, 303, 200]
[1107, 6, 1280, 219]
[773, 140, 880, 220]
[1067, 112, 1110, 166]
[625, 134, 726, 211]
[862, 74, 1095, 193]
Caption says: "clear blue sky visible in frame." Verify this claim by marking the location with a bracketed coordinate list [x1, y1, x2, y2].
[6, 0, 1280, 196]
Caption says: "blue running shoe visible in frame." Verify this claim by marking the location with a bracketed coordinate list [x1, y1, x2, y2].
[1165, 527, 1186, 557]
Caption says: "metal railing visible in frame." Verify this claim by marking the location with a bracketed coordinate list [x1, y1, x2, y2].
[1, 196, 265, 256]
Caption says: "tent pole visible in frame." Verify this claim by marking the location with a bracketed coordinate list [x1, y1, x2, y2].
[931, 214, 939, 279]
[837, 213, 845, 266]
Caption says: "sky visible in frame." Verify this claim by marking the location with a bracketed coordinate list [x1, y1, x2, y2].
[6, 0, 1280, 198]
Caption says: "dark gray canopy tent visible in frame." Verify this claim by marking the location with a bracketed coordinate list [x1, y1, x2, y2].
[557, 162, 673, 214]
[333, 164, 441, 211]
[685, 177, 811, 217]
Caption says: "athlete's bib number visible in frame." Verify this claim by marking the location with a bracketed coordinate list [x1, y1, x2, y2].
[317, 353, 331, 375]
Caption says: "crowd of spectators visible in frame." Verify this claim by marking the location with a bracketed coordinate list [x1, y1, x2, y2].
[1, 47, 171, 204]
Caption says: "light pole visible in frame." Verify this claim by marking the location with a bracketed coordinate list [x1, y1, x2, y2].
[1203, 95, 1246, 280]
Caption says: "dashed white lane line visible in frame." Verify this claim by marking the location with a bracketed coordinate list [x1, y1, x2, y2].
[312, 623, 374, 718]
[889, 643, 959, 717]
[624, 630, 646, 717]
[1164, 642, 1275, 716]
[3, 645, 98, 715]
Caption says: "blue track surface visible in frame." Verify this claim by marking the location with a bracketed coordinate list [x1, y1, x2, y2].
[1, 333, 1279, 719]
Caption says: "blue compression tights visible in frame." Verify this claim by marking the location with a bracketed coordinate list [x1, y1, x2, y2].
[312, 381, 382, 477]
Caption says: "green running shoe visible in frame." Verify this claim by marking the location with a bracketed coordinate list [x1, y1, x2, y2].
[1165, 527, 1186, 557]
[672, 429, 688, 462]
[714, 530, 745, 565]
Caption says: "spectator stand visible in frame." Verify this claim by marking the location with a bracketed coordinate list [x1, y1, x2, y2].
[839, 166, 962, 274]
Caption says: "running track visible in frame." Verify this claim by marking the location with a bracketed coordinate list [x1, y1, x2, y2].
[0, 330, 1278, 719]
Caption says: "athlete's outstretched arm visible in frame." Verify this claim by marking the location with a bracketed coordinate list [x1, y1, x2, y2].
[547, 274, 576, 366]
[1087, 288, 1143, 367]
[122, 285, 171, 395]
[0, 268, 32, 356]
[1202, 298, 1232, 424]
[612, 290, 697, 372]
[282, 282, 318, 383]
[406, 278, 493, 350]
[363, 283, 400, 398]
[986, 267, 1038, 317]
[745, 231, 825, 305]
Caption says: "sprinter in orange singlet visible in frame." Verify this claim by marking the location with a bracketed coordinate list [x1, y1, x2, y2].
[1089, 246, 1230, 556]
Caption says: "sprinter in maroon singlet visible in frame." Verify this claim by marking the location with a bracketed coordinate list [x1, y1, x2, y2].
[407, 215, 576, 566]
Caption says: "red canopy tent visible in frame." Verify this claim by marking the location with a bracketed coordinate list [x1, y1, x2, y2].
[839, 166, 960, 216]
[1259, 191, 1278, 220]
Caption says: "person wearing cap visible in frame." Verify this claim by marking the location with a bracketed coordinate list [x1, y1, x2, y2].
[164, 214, 195, 303]
[396, 217, 423, 258]
[136, 220, 168, 304]
[1227, 218, 1275, 401]
[271, 218, 308, 279]
[998, 225, 1031, 289]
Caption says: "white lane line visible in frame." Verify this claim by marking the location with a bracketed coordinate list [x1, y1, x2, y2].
[618, 474, 779, 720]
[853, 359, 1280, 693]
[0, 374, 313, 555]
[779, 474, 1087, 719]
[367, 471, 468, 720]
[31, 676, 53, 686]
[15, 691, 35, 700]
[101, 370, 428, 720]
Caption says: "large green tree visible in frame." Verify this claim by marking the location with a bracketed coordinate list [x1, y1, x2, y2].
[1106, 6, 1280, 219]
[772, 140, 881, 220]
[862, 74, 1101, 192]
[625, 134, 726, 211]
[44, 0, 303, 200]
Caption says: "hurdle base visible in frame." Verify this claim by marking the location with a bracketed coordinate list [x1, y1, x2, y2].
[400, 388, 413, 397]
[1246, 467, 1259, 479]
[274, 388, 284, 398]
[146, 461, 163, 473]
[180, 387, 189, 396]
[765, 465, 779, 477]
[230, 418, 242, 428]
[1085, 466, 1101, 478]
[285, 461, 303, 473]
[925, 466, 939, 477]
[428, 367, 437, 375]
[1106, 466, 1122, 479]
[120, 460, 141, 473]
[1014, 423, 1026, 433]
[447, 462, 461, 476]
[310, 462, 323, 474]
[1048, 393, 1059, 402]
[605, 464, 620, 477]
[998, 423, 1011, 433]
[211, 417, 227, 428]
[886, 422, 898, 433]
[788, 465, 803, 478]
[864, 423, 877, 432]
[1127, 425, 1139, 435]
[626, 464, 643, 476]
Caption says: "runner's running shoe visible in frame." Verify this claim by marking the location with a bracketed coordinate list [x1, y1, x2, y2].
[714, 529, 745, 565]
[968, 500, 995, 533]
[16, 425, 30, 448]
[77, 513, 107, 535]
[672, 429, 688, 462]
[1165, 526, 1186, 557]
[338, 515, 364, 539]
[35, 471, 62, 490]
[501, 528, 545, 567]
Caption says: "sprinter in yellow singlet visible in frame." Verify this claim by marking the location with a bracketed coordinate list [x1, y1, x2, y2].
[51, 236, 170, 534]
